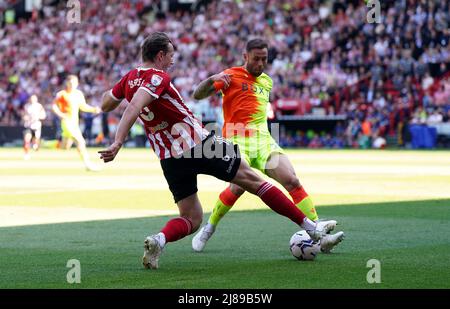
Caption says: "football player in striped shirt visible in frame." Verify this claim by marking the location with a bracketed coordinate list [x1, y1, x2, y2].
[99, 32, 339, 270]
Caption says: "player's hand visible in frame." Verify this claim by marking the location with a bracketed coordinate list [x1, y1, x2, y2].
[98, 141, 122, 163]
[211, 73, 233, 89]
[94, 106, 102, 114]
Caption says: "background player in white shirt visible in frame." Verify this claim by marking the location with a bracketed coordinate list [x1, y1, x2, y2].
[22, 94, 46, 160]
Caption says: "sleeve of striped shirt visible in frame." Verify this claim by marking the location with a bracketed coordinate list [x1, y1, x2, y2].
[111, 72, 129, 101]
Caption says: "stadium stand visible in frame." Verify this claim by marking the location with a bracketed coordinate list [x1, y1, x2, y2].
[0, 0, 449, 148]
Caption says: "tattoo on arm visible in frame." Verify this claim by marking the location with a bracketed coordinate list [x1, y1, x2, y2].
[193, 77, 215, 100]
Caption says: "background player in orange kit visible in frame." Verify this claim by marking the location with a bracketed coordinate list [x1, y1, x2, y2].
[52, 75, 101, 171]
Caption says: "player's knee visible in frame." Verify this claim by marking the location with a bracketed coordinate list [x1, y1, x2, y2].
[233, 166, 264, 194]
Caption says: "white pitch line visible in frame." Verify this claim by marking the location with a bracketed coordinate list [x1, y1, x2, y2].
[0, 206, 178, 228]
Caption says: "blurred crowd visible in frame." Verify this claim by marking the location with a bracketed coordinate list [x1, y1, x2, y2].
[0, 0, 449, 148]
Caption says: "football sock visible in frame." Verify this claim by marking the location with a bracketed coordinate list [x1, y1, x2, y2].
[289, 186, 319, 221]
[301, 217, 316, 232]
[208, 187, 240, 226]
[256, 182, 308, 227]
[24, 141, 30, 154]
[160, 217, 193, 243]
[156, 232, 166, 247]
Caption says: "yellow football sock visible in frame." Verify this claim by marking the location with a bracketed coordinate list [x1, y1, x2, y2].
[208, 199, 232, 226]
[289, 186, 319, 221]
[296, 196, 318, 221]
[208, 187, 240, 226]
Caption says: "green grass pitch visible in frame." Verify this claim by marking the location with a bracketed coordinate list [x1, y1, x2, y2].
[0, 148, 449, 288]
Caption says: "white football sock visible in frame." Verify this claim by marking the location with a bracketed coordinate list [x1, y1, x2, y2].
[157, 232, 166, 247]
[301, 217, 316, 231]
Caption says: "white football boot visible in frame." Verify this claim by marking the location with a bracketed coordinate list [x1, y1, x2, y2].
[143, 235, 163, 269]
[192, 223, 216, 252]
[316, 219, 337, 234]
[306, 219, 338, 241]
[320, 231, 345, 253]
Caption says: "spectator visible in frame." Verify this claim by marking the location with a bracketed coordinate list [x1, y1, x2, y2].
[0, 0, 448, 149]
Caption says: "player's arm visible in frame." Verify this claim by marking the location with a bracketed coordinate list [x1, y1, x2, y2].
[79, 92, 101, 114]
[52, 103, 65, 119]
[193, 72, 232, 100]
[98, 89, 154, 163]
[101, 90, 122, 112]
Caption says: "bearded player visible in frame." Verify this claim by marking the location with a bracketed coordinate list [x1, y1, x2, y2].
[192, 38, 344, 253]
[98, 32, 343, 269]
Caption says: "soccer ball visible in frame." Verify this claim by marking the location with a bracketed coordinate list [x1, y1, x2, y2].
[289, 230, 320, 261]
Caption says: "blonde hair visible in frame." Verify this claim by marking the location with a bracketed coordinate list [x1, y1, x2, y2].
[66, 75, 78, 82]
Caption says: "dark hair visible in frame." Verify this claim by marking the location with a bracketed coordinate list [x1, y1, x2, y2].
[246, 38, 268, 52]
[141, 32, 174, 62]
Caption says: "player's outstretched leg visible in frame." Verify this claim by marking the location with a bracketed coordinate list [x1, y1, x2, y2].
[265, 153, 340, 242]
[230, 160, 327, 241]
[143, 193, 202, 269]
[192, 185, 244, 252]
[265, 153, 320, 221]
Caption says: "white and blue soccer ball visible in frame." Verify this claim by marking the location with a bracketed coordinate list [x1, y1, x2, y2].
[289, 230, 320, 261]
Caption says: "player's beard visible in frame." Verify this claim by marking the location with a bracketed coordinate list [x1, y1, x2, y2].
[250, 68, 264, 76]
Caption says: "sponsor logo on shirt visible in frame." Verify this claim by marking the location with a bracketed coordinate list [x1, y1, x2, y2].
[148, 121, 169, 133]
[241, 83, 270, 98]
[145, 83, 157, 93]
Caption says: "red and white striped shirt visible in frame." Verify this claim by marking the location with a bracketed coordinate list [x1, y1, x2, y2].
[111, 67, 209, 159]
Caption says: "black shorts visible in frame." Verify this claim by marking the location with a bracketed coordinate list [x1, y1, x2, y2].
[160, 133, 241, 203]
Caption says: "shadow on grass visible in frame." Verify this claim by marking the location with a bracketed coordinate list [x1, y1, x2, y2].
[0, 199, 449, 288]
